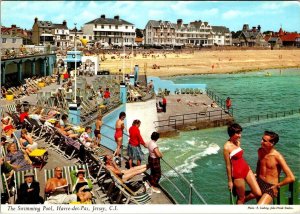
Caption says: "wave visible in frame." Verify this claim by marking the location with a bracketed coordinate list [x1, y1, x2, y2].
[164, 143, 220, 177]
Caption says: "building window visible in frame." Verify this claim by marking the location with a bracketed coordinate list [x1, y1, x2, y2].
[2, 38, 6, 43]
[109, 25, 111, 29]
[70, 36, 73, 40]
[115, 25, 118, 29]
[101, 25, 104, 29]
[95, 24, 97, 28]
[62, 30, 64, 34]
[89, 36, 92, 40]
[12, 38, 16, 43]
[132, 26, 134, 29]
[83, 36, 86, 39]
[126, 26, 128, 29]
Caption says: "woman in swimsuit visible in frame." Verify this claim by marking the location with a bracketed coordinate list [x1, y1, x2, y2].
[94, 114, 102, 146]
[223, 123, 261, 204]
[114, 112, 126, 157]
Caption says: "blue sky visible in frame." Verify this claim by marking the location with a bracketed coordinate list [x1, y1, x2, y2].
[1, 1, 300, 32]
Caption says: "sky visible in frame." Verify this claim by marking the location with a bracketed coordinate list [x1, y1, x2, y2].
[1, 1, 300, 33]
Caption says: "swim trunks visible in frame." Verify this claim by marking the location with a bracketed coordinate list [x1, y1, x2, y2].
[230, 147, 250, 179]
[94, 129, 100, 137]
[257, 177, 278, 198]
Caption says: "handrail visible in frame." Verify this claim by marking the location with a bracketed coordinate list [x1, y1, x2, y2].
[206, 88, 233, 116]
[153, 109, 230, 130]
[237, 108, 300, 124]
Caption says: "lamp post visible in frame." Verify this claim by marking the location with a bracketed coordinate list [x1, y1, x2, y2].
[74, 23, 77, 103]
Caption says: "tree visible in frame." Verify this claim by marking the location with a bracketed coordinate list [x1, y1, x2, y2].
[231, 30, 242, 39]
[135, 28, 144, 38]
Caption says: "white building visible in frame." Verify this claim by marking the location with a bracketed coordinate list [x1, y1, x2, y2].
[144, 20, 176, 46]
[1, 35, 23, 49]
[176, 19, 214, 47]
[53, 21, 70, 47]
[211, 26, 232, 46]
[82, 15, 135, 46]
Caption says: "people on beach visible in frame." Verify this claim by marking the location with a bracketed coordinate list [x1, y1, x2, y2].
[147, 132, 163, 193]
[128, 119, 147, 168]
[223, 123, 261, 204]
[114, 112, 126, 159]
[246, 131, 295, 204]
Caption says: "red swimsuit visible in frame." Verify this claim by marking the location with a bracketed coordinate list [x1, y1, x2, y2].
[114, 128, 123, 141]
[230, 147, 250, 179]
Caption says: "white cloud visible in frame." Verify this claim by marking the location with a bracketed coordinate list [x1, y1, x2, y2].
[222, 10, 253, 20]
[148, 10, 165, 19]
[260, 1, 300, 10]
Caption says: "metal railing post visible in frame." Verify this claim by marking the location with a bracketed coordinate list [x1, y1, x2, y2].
[189, 180, 193, 204]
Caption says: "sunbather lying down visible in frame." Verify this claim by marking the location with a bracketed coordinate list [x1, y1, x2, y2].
[104, 155, 148, 182]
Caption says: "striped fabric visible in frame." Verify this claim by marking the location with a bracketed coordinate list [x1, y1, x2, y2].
[110, 171, 151, 204]
[6, 104, 16, 113]
[13, 130, 22, 150]
[14, 168, 38, 202]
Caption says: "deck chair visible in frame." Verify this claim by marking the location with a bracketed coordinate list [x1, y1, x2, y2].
[13, 168, 38, 203]
[6, 104, 17, 114]
[44, 166, 70, 200]
[13, 129, 22, 150]
[109, 171, 151, 204]
[1, 172, 12, 203]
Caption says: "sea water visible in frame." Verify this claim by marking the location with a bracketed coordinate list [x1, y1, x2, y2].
[160, 69, 300, 204]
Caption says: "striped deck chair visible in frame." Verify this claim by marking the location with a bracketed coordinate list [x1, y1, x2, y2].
[109, 171, 151, 204]
[6, 104, 17, 114]
[13, 129, 22, 150]
[44, 166, 70, 200]
[66, 164, 96, 203]
[13, 168, 38, 202]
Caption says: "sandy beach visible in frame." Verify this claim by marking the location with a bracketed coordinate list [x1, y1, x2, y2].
[100, 49, 300, 77]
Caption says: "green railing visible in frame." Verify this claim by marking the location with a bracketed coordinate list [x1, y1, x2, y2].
[206, 88, 233, 116]
[237, 108, 300, 124]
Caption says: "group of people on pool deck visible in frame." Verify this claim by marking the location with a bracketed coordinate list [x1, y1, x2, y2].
[223, 123, 295, 205]
[113, 111, 163, 194]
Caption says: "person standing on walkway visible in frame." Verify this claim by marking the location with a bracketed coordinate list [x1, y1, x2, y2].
[114, 112, 126, 160]
[223, 123, 261, 204]
[245, 131, 295, 204]
[94, 114, 102, 147]
[127, 119, 147, 168]
[162, 96, 167, 113]
[147, 131, 163, 194]
[226, 97, 232, 112]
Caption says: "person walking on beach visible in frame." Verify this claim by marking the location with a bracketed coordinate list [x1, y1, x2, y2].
[246, 131, 295, 204]
[114, 112, 126, 161]
[223, 123, 261, 204]
[147, 132, 163, 193]
[226, 97, 232, 112]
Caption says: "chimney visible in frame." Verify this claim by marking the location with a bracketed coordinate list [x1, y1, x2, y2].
[11, 24, 17, 28]
[252, 26, 256, 32]
[242, 24, 249, 32]
[257, 25, 261, 32]
[177, 19, 183, 26]
[34, 17, 38, 23]
[100, 14, 105, 19]
[114, 15, 120, 20]
[63, 20, 67, 26]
